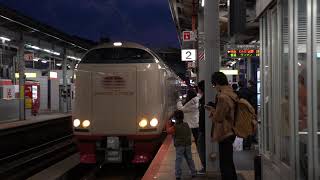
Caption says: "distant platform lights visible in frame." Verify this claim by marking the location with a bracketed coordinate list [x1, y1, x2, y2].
[25, 44, 82, 61]
[25, 44, 60, 56]
[67, 56, 81, 61]
[0, 36, 11, 43]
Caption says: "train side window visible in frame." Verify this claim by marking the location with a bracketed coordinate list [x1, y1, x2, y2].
[81, 48, 155, 64]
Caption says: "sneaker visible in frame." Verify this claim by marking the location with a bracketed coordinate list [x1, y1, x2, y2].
[197, 168, 206, 176]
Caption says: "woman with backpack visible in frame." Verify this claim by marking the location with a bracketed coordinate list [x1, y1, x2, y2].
[209, 72, 238, 180]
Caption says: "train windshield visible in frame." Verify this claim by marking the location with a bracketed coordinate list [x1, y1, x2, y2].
[81, 48, 155, 64]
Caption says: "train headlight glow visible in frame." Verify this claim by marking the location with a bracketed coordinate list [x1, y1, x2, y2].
[82, 120, 91, 128]
[139, 119, 148, 128]
[73, 119, 81, 127]
[150, 118, 158, 127]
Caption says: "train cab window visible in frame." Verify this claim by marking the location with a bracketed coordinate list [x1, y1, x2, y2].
[81, 48, 155, 64]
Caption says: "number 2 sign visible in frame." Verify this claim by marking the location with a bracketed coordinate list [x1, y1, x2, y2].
[181, 49, 197, 61]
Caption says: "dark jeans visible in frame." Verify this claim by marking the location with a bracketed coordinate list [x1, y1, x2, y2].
[191, 128, 199, 146]
[219, 135, 237, 180]
[197, 131, 206, 170]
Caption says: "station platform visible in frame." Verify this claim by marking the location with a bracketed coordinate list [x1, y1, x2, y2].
[143, 135, 255, 180]
[0, 112, 71, 130]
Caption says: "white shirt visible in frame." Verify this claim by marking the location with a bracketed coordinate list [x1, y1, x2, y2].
[177, 96, 199, 128]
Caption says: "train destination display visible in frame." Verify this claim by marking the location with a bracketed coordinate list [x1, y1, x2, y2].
[227, 49, 260, 58]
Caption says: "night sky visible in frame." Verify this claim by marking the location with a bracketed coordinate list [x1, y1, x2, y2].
[0, 0, 180, 48]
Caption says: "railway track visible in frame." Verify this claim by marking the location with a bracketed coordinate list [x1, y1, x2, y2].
[61, 163, 148, 180]
[0, 115, 76, 180]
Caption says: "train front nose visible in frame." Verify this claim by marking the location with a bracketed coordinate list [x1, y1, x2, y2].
[91, 66, 137, 134]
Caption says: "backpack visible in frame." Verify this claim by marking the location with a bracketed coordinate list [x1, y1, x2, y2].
[231, 97, 258, 138]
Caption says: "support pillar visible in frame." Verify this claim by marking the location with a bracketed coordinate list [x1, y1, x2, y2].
[18, 33, 25, 120]
[204, 0, 220, 173]
[198, 9, 205, 81]
[62, 48, 68, 113]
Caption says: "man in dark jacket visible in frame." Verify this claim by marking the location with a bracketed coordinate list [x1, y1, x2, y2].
[247, 80, 258, 113]
[166, 110, 197, 180]
[237, 81, 251, 101]
[197, 80, 206, 174]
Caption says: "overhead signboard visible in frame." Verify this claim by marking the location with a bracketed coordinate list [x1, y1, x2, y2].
[181, 49, 197, 61]
[226, 44, 259, 50]
[182, 31, 197, 41]
[24, 53, 34, 61]
[227, 49, 260, 58]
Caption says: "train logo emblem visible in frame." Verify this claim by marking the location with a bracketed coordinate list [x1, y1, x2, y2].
[102, 76, 126, 89]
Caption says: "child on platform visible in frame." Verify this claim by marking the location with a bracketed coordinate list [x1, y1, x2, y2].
[166, 110, 197, 180]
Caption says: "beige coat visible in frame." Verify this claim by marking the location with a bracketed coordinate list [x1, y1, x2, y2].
[210, 86, 238, 142]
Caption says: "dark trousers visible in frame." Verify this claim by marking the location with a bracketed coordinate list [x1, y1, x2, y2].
[191, 128, 199, 146]
[219, 135, 237, 180]
[197, 131, 206, 169]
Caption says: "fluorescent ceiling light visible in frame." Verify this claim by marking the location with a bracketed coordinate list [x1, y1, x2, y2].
[201, 0, 205, 7]
[67, 56, 81, 61]
[0, 36, 11, 42]
[113, 42, 122, 46]
[220, 69, 239, 75]
[33, 58, 40, 62]
[56, 63, 62, 66]
[26, 44, 40, 50]
[41, 60, 48, 63]
[25, 44, 60, 56]
[15, 73, 37, 78]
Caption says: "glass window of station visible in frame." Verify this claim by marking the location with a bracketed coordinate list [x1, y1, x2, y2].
[259, 0, 320, 179]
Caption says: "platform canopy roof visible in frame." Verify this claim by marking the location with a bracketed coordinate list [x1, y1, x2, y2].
[0, 4, 96, 53]
[168, 0, 259, 47]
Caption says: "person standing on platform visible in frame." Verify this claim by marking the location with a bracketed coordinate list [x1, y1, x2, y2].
[237, 81, 250, 101]
[177, 89, 200, 146]
[196, 80, 206, 174]
[209, 72, 238, 180]
[166, 110, 197, 180]
[232, 83, 239, 93]
[247, 80, 258, 113]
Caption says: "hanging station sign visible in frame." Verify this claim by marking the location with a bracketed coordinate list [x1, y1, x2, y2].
[227, 49, 260, 58]
[225, 44, 260, 58]
[181, 49, 197, 61]
[182, 31, 197, 41]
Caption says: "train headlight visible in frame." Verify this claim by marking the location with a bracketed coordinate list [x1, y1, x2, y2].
[82, 120, 91, 128]
[73, 119, 81, 127]
[139, 119, 148, 128]
[150, 118, 158, 127]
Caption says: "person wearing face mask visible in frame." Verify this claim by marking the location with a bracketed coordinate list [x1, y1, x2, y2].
[209, 72, 238, 180]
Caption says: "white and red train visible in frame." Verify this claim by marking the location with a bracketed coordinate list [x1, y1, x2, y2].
[73, 42, 181, 164]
